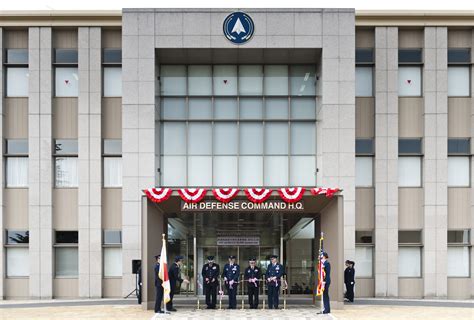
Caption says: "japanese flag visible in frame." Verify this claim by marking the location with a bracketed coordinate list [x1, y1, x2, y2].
[159, 239, 171, 304]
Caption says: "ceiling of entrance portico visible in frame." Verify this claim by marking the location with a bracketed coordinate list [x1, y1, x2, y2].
[156, 48, 321, 64]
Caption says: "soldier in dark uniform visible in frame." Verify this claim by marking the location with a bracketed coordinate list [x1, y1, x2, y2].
[167, 255, 184, 312]
[244, 257, 261, 309]
[201, 255, 220, 309]
[344, 260, 355, 302]
[318, 252, 331, 314]
[265, 254, 284, 309]
[154, 254, 164, 314]
[223, 255, 240, 309]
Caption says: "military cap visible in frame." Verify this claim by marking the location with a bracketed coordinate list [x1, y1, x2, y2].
[207, 256, 215, 261]
[249, 257, 257, 262]
[175, 255, 184, 262]
[154, 254, 161, 259]
[228, 255, 236, 259]
[270, 254, 278, 259]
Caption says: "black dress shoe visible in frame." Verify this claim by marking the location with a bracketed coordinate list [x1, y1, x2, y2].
[170, 308, 177, 312]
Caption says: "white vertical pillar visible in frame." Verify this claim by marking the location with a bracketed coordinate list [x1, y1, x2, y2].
[470, 29, 474, 299]
[78, 27, 103, 298]
[29, 26, 53, 299]
[423, 27, 448, 298]
[374, 26, 399, 297]
[0, 27, 4, 300]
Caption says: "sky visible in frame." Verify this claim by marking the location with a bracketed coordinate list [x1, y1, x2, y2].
[0, 0, 474, 11]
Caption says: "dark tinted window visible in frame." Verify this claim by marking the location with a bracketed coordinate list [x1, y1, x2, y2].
[55, 231, 78, 244]
[448, 138, 470, 154]
[448, 48, 471, 63]
[356, 231, 373, 244]
[54, 139, 78, 155]
[6, 139, 28, 155]
[103, 139, 122, 155]
[54, 49, 78, 64]
[103, 49, 122, 64]
[356, 139, 374, 154]
[7, 49, 28, 64]
[447, 230, 470, 244]
[6, 230, 29, 244]
[398, 49, 422, 63]
[399, 231, 422, 244]
[103, 230, 122, 244]
[356, 48, 374, 63]
[399, 139, 422, 154]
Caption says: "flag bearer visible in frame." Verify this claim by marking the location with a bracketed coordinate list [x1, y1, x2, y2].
[154, 254, 163, 314]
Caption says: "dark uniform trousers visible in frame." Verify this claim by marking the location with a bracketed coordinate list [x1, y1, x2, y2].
[244, 266, 261, 309]
[166, 262, 181, 310]
[154, 264, 163, 313]
[265, 263, 283, 309]
[202, 263, 220, 309]
[323, 283, 331, 313]
[223, 263, 240, 309]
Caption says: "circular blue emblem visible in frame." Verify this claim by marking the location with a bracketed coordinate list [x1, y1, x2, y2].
[223, 12, 255, 44]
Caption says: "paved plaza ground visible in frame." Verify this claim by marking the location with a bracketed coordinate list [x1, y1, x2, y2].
[0, 299, 473, 320]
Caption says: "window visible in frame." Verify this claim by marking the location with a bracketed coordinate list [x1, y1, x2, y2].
[398, 247, 422, 277]
[356, 48, 374, 97]
[103, 49, 122, 97]
[355, 230, 374, 278]
[399, 157, 421, 187]
[5, 139, 28, 188]
[54, 140, 78, 188]
[5, 230, 29, 277]
[54, 49, 78, 97]
[356, 157, 373, 187]
[398, 49, 423, 63]
[55, 231, 78, 277]
[356, 67, 373, 97]
[398, 230, 422, 278]
[448, 48, 470, 97]
[448, 156, 470, 187]
[398, 66, 422, 96]
[5, 49, 29, 97]
[447, 230, 470, 277]
[103, 139, 122, 188]
[356, 139, 374, 187]
[448, 138, 470, 154]
[103, 230, 122, 277]
[159, 64, 317, 187]
[399, 138, 422, 154]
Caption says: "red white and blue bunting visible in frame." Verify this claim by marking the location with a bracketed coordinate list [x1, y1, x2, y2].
[212, 188, 240, 203]
[143, 187, 340, 204]
[178, 188, 207, 203]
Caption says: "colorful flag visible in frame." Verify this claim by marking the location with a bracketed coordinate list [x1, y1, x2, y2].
[316, 232, 325, 296]
[159, 236, 171, 304]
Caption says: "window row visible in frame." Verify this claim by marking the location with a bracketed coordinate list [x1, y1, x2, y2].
[356, 66, 471, 97]
[160, 65, 317, 97]
[355, 230, 471, 278]
[161, 155, 316, 187]
[5, 230, 122, 277]
[5, 67, 122, 98]
[4, 139, 122, 188]
[161, 97, 316, 120]
[356, 156, 471, 187]
[161, 122, 316, 156]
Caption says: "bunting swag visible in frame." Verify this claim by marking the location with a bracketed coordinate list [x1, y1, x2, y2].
[310, 187, 340, 198]
[143, 188, 173, 203]
[278, 187, 306, 203]
[178, 188, 207, 203]
[212, 188, 240, 203]
[244, 188, 273, 203]
[143, 187, 341, 204]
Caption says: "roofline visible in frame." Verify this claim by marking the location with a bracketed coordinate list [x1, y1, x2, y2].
[1, 9, 474, 27]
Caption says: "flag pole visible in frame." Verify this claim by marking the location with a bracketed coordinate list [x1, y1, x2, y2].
[320, 232, 324, 314]
[162, 234, 169, 315]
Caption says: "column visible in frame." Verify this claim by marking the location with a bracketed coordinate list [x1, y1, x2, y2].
[28, 27, 53, 299]
[78, 27, 103, 298]
[374, 26, 399, 297]
[122, 10, 156, 295]
[423, 27, 448, 298]
[0, 27, 4, 300]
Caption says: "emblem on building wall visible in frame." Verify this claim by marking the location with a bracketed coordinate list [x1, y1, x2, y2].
[223, 12, 255, 44]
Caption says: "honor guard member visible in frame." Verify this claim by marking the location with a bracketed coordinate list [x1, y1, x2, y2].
[344, 260, 355, 302]
[154, 255, 164, 314]
[202, 256, 220, 309]
[223, 255, 240, 309]
[318, 252, 331, 314]
[265, 254, 284, 309]
[244, 257, 261, 309]
[167, 255, 187, 312]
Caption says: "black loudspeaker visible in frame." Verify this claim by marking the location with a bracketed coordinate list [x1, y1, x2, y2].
[132, 259, 142, 274]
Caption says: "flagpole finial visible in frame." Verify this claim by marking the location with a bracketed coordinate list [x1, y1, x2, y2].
[162, 233, 166, 240]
